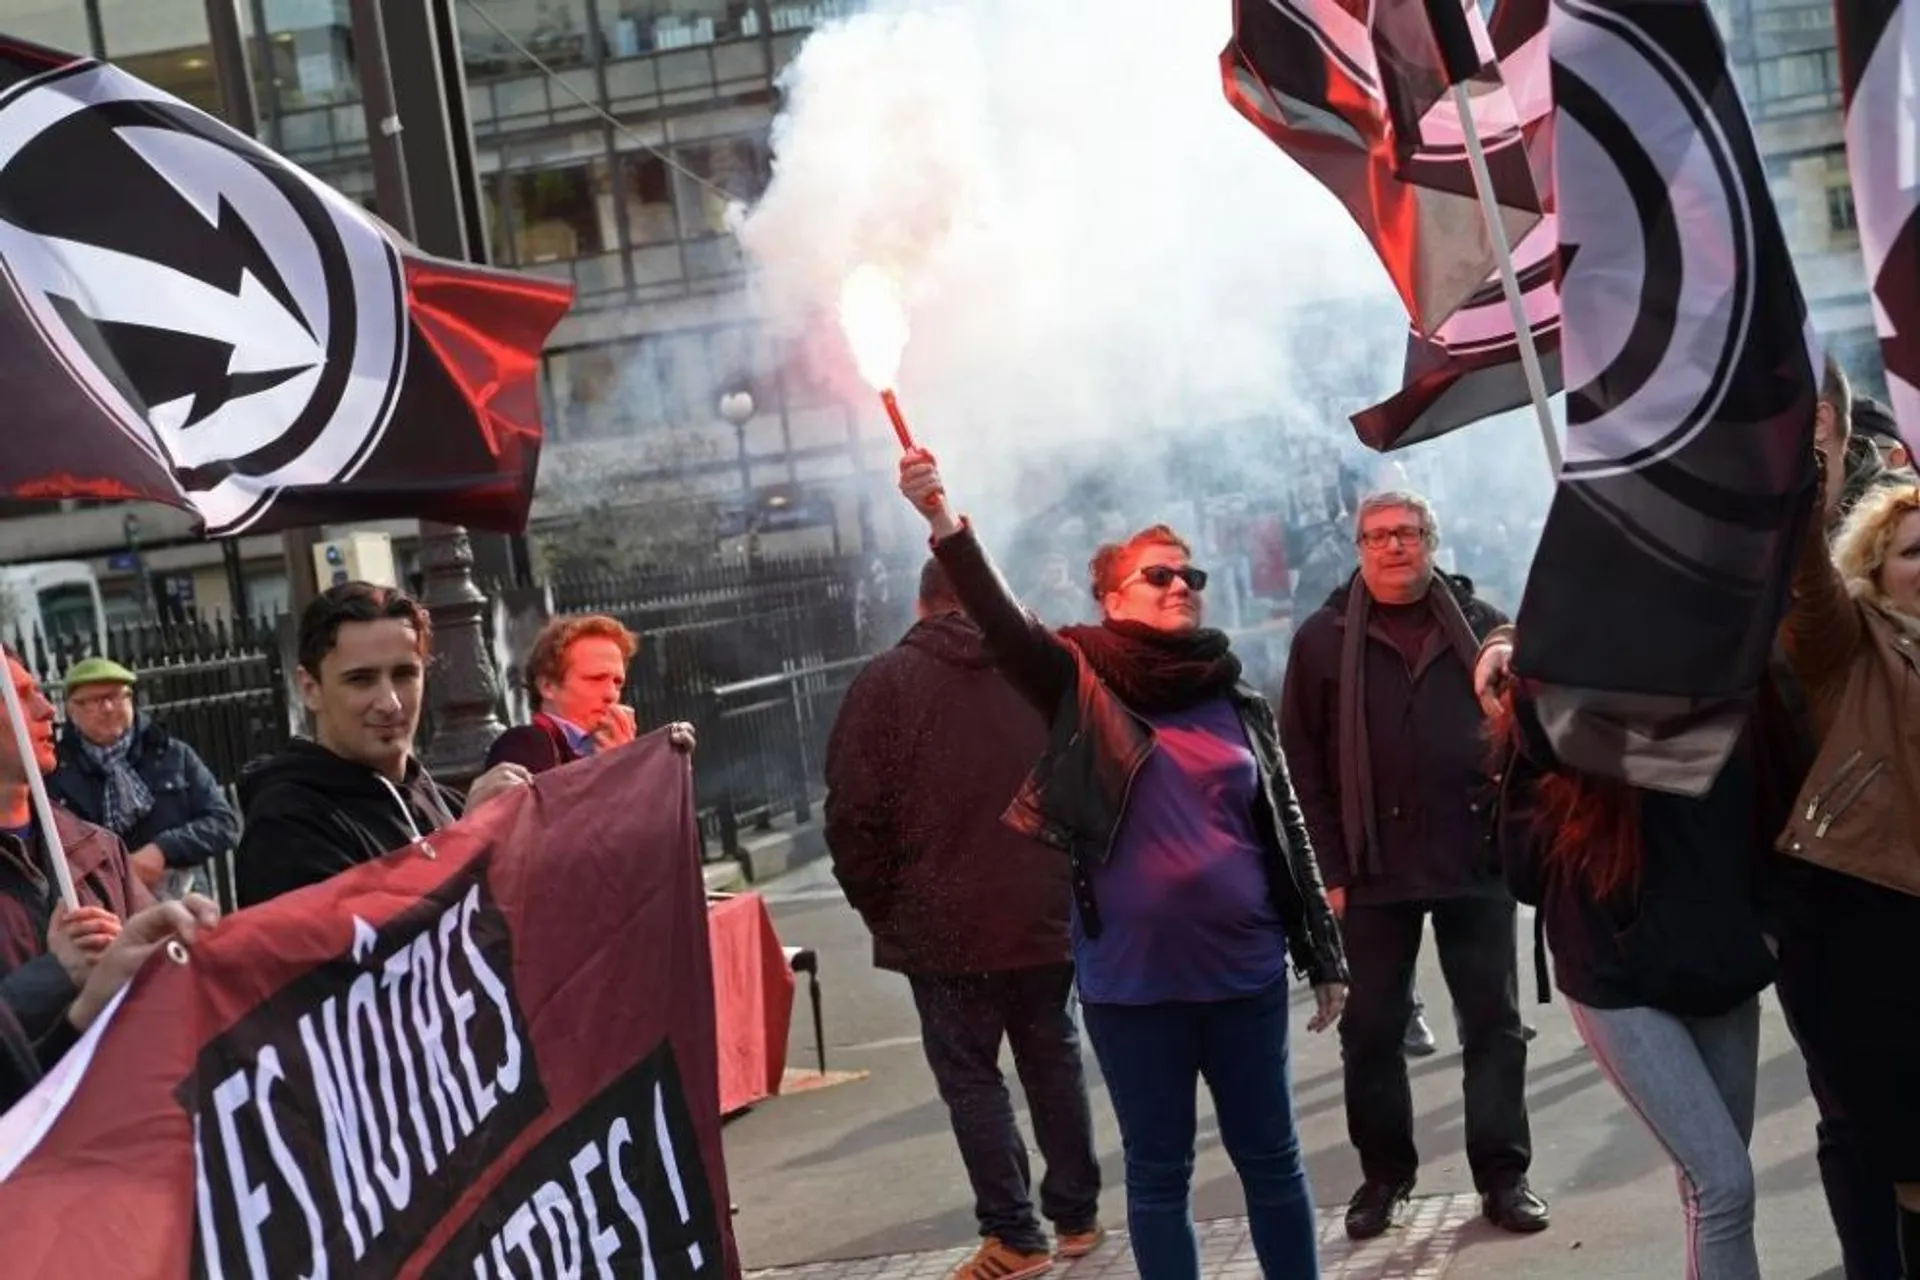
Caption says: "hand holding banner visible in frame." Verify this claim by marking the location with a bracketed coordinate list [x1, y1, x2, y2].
[0, 734, 737, 1280]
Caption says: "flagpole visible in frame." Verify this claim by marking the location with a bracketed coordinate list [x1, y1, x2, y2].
[1425, 0, 1562, 475]
[0, 662, 76, 910]
[1450, 84, 1562, 474]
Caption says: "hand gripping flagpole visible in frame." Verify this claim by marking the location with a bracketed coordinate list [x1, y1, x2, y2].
[1427, 0, 1563, 476]
[0, 660, 76, 910]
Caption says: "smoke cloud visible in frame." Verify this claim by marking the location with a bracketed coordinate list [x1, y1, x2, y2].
[736, 0, 1553, 602]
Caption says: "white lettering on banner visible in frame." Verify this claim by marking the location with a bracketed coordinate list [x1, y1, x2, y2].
[464, 890, 522, 1097]
[212, 1069, 271, 1277]
[606, 1116, 658, 1278]
[440, 906, 497, 1127]
[254, 1047, 327, 1280]
[192, 1111, 228, 1280]
[191, 879, 543, 1278]
[567, 1142, 623, 1278]
[417, 1042, 721, 1280]
[410, 929, 476, 1149]
[654, 1083, 705, 1273]
[466, 1115, 677, 1280]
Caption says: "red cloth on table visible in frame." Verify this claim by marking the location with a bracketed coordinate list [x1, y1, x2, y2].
[708, 892, 796, 1114]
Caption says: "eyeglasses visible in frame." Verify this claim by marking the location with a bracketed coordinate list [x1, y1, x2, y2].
[68, 690, 131, 711]
[1126, 564, 1209, 592]
[1356, 525, 1431, 551]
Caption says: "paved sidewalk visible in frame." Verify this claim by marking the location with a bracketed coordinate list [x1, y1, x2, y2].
[748, 1194, 1480, 1279]
[729, 862, 1845, 1278]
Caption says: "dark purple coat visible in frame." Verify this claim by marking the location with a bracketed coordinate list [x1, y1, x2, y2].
[485, 713, 583, 775]
[823, 612, 1069, 975]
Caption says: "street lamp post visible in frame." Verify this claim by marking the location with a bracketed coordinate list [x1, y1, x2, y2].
[122, 512, 151, 619]
[349, 0, 505, 782]
[720, 390, 755, 500]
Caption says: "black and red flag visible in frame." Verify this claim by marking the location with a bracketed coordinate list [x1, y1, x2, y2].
[1222, 0, 1546, 337]
[1512, 0, 1819, 793]
[1351, 0, 1565, 452]
[0, 38, 573, 535]
[0, 736, 738, 1279]
[1835, 0, 1920, 455]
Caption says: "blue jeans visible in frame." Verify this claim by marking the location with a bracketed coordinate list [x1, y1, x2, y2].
[1568, 997, 1762, 1280]
[1082, 980, 1318, 1279]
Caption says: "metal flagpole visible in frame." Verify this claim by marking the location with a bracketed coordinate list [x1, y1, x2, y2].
[1450, 82, 1561, 474]
[1425, 0, 1562, 475]
[0, 663, 76, 909]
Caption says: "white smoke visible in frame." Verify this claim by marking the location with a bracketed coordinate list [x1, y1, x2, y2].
[736, 0, 1553, 585]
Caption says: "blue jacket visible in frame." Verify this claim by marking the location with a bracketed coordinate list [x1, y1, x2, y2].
[48, 719, 239, 869]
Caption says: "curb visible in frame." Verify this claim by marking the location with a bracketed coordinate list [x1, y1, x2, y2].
[738, 821, 829, 884]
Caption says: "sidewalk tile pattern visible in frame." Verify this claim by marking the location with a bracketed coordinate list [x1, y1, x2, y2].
[746, 1194, 1480, 1279]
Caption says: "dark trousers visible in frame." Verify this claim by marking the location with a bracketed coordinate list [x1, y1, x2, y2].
[1340, 894, 1532, 1191]
[908, 964, 1101, 1253]
[1775, 931, 1903, 1280]
[1083, 980, 1318, 1280]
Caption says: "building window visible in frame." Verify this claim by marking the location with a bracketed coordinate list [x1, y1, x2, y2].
[1756, 50, 1833, 100]
[546, 345, 622, 439]
[7, 3, 96, 56]
[98, 0, 225, 117]
[1828, 183, 1858, 232]
[461, 0, 594, 79]
[621, 153, 679, 246]
[603, 2, 759, 55]
[546, 332, 722, 441]
[259, 1, 358, 110]
[674, 135, 772, 237]
[504, 161, 613, 264]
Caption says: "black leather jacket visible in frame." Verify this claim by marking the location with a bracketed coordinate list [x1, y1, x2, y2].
[933, 523, 1348, 986]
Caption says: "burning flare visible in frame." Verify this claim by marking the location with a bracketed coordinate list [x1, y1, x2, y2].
[838, 264, 910, 391]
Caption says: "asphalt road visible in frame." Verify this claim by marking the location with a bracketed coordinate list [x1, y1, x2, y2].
[722, 859, 1846, 1278]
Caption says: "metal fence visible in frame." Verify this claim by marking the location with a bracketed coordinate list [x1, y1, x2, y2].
[3, 555, 902, 869]
[704, 655, 870, 859]
[547, 554, 887, 856]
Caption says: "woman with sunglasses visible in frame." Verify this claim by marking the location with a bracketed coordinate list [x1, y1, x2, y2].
[898, 450, 1348, 1280]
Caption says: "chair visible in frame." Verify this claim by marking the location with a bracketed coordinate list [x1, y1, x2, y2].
[783, 946, 825, 1075]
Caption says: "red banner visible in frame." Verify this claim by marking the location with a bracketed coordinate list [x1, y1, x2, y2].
[0, 736, 737, 1279]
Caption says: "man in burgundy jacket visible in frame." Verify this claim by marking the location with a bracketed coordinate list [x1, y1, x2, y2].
[824, 558, 1102, 1278]
[487, 614, 692, 772]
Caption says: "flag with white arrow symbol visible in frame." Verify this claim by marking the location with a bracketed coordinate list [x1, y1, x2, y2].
[0, 38, 574, 535]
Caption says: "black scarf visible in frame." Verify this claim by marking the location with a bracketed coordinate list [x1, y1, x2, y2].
[1059, 619, 1243, 714]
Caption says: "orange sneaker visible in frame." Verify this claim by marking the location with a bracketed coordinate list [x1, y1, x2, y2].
[1055, 1223, 1107, 1259]
[948, 1236, 1054, 1280]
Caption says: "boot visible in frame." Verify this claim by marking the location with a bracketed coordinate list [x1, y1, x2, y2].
[1900, 1205, 1920, 1278]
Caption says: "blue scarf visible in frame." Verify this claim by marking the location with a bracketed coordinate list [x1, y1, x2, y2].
[80, 729, 153, 836]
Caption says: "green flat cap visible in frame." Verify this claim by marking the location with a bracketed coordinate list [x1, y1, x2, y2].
[62, 656, 136, 688]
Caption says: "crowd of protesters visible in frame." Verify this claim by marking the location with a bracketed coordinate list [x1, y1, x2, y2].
[0, 577, 701, 1118]
[0, 372, 1909, 1279]
[814, 372, 1919, 1280]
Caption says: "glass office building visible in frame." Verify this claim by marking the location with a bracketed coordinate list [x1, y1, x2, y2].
[0, 0, 876, 610]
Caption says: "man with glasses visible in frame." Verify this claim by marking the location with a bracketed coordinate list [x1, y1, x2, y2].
[48, 657, 237, 901]
[1279, 490, 1546, 1241]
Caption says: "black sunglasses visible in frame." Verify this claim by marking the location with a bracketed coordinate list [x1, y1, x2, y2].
[1133, 564, 1208, 592]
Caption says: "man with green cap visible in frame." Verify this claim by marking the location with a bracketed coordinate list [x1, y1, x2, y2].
[47, 656, 238, 899]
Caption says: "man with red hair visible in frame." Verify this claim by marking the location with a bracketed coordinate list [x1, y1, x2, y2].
[488, 614, 692, 772]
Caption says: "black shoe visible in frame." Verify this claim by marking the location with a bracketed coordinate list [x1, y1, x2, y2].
[1483, 1180, 1550, 1233]
[1403, 1013, 1438, 1057]
[1523, 1023, 1539, 1042]
[1345, 1178, 1415, 1240]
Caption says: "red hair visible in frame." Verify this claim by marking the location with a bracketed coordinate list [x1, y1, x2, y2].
[1488, 701, 1643, 902]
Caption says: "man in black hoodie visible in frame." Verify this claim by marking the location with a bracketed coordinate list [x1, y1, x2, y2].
[235, 583, 530, 907]
[824, 558, 1102, 1280]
